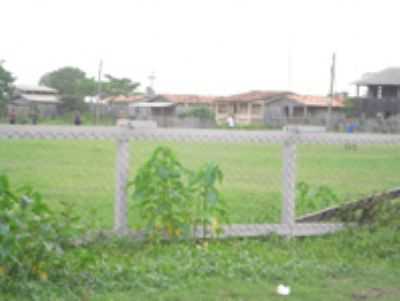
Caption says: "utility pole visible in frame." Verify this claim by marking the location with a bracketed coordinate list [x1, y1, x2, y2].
[95, 59, 103, 125]
[287, 36, 292, 92]
[148, 72, 156, 90]
[326, 52, 336, 130]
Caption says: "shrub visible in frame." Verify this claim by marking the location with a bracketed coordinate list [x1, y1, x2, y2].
[296, 181, 338, 214]
[131, 147, 193, 240]
[130, 146, 228, 240]
[189, 162, 228, 238]
[179, 106, 215, 120]
[0, 174, 82, 282]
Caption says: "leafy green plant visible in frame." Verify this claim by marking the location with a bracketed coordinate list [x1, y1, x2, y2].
[0, 174, 82, 282]
[178, 106, 215, 120]
[131, 147, 193, 240]
[296, 182, 338, 214]
[190, 163, 228, 238]
[130, 146, 228, 240]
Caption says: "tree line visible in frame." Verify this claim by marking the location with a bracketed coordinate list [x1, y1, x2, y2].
[0, 64, 141, 115]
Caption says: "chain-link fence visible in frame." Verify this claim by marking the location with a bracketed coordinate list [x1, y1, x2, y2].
[1, 125, 399, 239]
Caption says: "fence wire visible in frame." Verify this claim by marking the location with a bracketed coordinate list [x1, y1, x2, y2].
[297, 143, 400, 218]
[129, 140, 283, 227]
[0, 139, 116, 229]
[2, 125, 398, 238]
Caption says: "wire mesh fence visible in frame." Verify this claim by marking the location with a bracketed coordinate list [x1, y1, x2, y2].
[128, 140, 283, 226]
[0, 138, 116, 229]
[296, 143, 400, 219]
[1, 125, 398, 239]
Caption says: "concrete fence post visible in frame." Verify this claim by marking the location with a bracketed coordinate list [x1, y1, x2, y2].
[114, 131, 130, 235]
[281, 129, 298, 236]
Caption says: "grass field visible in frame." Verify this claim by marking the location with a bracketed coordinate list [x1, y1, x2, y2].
[0, 140, 399, 226]
[0, 138, 399, 300]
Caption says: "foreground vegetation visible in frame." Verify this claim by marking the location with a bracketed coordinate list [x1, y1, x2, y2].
[1, 225, 400, 300]
[0, 140, 399, 300]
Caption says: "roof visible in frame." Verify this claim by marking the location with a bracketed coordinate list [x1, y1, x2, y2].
[16, 94, 60, 104]
[15, 84, 58, 94]
[104, 95, 144, 104]
[354, 67, 400, 86]
[105, 94, 218, 105]
[130, 102, 175, 108]
[284, 94, 344, 108]
[150, 94, 218, 104]
[215, 90, 292, 103]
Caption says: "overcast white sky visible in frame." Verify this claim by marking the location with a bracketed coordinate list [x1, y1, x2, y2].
[1, 0, 400, 96]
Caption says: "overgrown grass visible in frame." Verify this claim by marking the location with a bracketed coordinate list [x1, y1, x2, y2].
[2, 230, 400, 300]
[0, 139, 399, 300]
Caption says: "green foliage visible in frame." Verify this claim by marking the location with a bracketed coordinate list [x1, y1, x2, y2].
[39, 66, 96, 112]
[102, 74, 140, 97]
[296, 182, 338, 213]
[0, 174, 82, 283]
[60, 95, 88, 112]
[189, 163, 228, 237]
[344, 97, 356, 117]
[179, 106, 215, 120]
[131, 146, 228, 240]
[0, 64, 15, 115]
[39, 67, 141, 112]
[339, 198, 400, 229]
[40, 66, 96, 97]
[131, 147, 193, 240]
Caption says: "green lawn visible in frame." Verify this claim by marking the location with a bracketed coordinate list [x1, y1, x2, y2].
[0, 140, 399, 226]
[0, 139, 399, 300]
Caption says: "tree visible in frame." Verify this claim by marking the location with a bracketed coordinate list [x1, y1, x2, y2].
[0, 63, 15, 115]
[39, 67, 141, 112]
[40, 67, 96, 97]
[102, 74, 140, 96]
[39, 67, 97, 112]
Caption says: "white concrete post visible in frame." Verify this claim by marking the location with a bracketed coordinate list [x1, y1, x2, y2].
[114, 132, 130, 235]
[281, 130, 297, 236]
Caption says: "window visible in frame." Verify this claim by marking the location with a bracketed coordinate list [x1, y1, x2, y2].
[218, 104, 227, 113]
[251, 103, 262, 115]
[238, 103, 248, 114]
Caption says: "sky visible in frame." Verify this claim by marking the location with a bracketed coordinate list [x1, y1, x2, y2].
[1, 0, 400, 96]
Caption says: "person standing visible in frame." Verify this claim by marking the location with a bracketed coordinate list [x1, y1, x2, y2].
[227, 115, 236, 128]
[30, 107, 39, 125]
[74, 111, 82, 126]
[344, 118, 357, 151]
[8, 109, 16, 125]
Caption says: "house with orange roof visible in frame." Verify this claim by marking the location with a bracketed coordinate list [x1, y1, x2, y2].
[214, 90, 345, 127]
[128, 93, 218, 126]
[99, 92, 219, 124]
[214, 90, 292, 125]
[264, 94, 345, 127]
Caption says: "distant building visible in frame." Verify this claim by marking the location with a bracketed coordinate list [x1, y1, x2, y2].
[214, 90, 345, 127]
[10, 84, 60, 117]
[103, 93, 217, 121]
[353, 67, 400, 117]
[129, 94, 217, 126]
[104, 89, 345, 128]
[264, 94, 345, 127]
[214, 90, 291, 125]
[142, 93, 217, 114]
